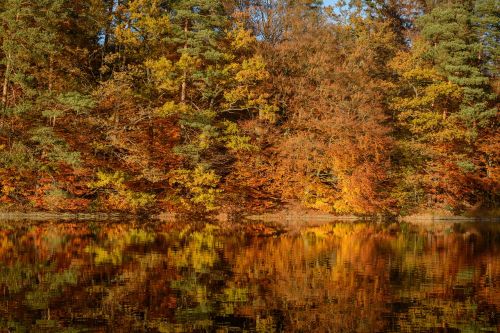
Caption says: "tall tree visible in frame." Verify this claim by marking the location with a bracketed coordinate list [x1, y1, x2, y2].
[418, 3, 496, 132]
[0, 0, 65, 109]
[389, 1, 498, 212]
[473, 0, 500, 80]
[230, 2, 398, 214]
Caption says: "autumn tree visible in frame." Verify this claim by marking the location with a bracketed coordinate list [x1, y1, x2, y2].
[0, 0, 497, 215]
[140, 1, 275, 211]
[389, 1, 498, 213]
[0, 0, 99, 210]
[228, 1, 399, 214]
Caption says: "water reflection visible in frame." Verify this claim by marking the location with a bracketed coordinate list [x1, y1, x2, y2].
[0, 220, 498, 332]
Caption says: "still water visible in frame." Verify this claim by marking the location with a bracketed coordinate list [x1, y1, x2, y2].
[0, 219, 498, 332]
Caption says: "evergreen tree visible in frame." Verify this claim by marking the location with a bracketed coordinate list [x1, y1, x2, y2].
[0, 0, 497, 214]
[390, 1, 499, 212]
[0, 0, 67, 106]
[418, 3, 496, 132]
[473, 0, 500, 78]
[142, 0, 274, 210]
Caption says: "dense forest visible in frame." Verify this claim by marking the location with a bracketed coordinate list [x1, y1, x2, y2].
[0, 0, 498, 216]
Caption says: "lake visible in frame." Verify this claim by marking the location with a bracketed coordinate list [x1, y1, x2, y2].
[0, 219, 498, 332]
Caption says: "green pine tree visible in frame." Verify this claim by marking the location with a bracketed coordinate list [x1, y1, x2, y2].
[473, 0, 500, 78]
[418, 3, 496, 133]
[0, 0, 66, 108]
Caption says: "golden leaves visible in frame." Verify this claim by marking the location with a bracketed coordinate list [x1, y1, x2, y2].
[169, 166, 222, 211]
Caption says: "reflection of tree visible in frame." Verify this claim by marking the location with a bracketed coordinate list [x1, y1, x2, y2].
[228, 223, 393, 332]
[388, 223, 500, 332]
[0, 224, 82, 332]
[225, 222, 500, 332]
[85, 228, 155, 265]
[0, 221, 498, 332]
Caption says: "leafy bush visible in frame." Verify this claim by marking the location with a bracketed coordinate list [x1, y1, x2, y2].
[89, 171, 156, 212]
[169, 165, 222, 211]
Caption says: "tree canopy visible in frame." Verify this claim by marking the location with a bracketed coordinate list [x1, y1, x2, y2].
[0, 0, 498, 216]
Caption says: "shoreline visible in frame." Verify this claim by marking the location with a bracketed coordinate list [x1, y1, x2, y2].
[0, 210, 498, 223]
[0, 211, 128, 221]
[398, 213, 500, 223]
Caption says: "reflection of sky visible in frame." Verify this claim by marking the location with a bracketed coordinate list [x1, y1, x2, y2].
[323, 0, 336, 6]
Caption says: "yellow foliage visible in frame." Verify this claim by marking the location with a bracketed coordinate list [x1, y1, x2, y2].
[424, 81, 462, 101]
[89, 171, 155, 212]
[228, 24, 255, 51]
[176, 53, 201, 71]
[302, 183, 337, 212]
[235, 56, 269, 83]
[145, 57, 178, 92]
[88, 170, 126, 191]
[107, 190, 156, 211]
[390, 42, 465, 144]
[169, 166, 222, 211]
[258, 104, 279, 123]
[223, 86, 248, 106]
[401, 67, 441, 82]
[222, 121, 255, 152]
[1, 185, 15, 196]
[114, 24, 141, 47]
[156, 101, 191, 117]
[128, 0, 170, 37]
[222, 56, 277, 123]
[197, 131, 212, 150]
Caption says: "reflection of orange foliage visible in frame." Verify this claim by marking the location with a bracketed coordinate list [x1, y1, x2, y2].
[228, 225, 394, 331]
[0, 221, 499, 332]
[227, 223, 500, 331]
[0, 231, 14, 257]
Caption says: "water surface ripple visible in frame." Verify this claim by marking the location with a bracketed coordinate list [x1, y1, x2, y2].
[0, 220, 498, 332]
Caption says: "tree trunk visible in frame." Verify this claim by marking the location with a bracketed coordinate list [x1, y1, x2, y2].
[1, 61, 9, 107]
[181, 20, 188, 103]
[48, 55, 53, 93]
[2, 58, 10, 125]
[100, 0, 115, 79]
[181, 75, 187, 102]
